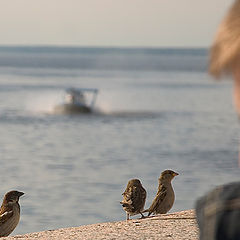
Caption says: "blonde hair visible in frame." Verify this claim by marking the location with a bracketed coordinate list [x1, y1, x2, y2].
[209, 0, 240, 78]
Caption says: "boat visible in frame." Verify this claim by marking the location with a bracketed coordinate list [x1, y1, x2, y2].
[54, 88, 98, 114]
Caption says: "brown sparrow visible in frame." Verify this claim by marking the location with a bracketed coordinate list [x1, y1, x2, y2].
[144, 170, 178, 216]
[120, 179, 147, 220]
[0, 190, 24, 237]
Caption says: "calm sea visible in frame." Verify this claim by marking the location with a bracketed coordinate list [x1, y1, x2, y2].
[0, 46, 239, 235]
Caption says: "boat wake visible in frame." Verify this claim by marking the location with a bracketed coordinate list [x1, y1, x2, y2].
[12, 89, 162, 120]
[97, 110, 162, 119]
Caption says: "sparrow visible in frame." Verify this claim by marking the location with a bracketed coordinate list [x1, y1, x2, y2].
[0, 190, 24, 237]
[143, 170, 178, 216]
[120, 179, 147, 220]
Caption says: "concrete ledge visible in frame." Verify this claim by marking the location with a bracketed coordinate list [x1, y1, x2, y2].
[3, 210, 198, 240]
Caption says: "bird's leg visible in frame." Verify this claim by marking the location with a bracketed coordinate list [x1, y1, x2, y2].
[126, 213, 130, 220]
[140, 212, 145, 218]
[147, 212, 151, 217]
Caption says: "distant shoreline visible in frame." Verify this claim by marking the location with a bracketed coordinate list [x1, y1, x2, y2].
[0, 45, 208, 53]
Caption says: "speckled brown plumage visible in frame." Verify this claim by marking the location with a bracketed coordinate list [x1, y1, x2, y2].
[120, 179, 146, 220]
[0, 190, 24, 237]
[144, 170, 178, 216]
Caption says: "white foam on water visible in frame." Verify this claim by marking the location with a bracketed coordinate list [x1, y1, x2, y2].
[24, 91, 63, 114]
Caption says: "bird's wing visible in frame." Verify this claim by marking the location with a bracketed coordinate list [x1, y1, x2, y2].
[123, 187, 134, 202]
[0, 211, 13, 224]
[148, 185, 167, 212]
[121, 187, 135, 210]
[138, 187, 146, 205]
[130, 186, 146, 212]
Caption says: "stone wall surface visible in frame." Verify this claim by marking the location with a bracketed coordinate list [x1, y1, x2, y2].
[2, 210, 198, 240]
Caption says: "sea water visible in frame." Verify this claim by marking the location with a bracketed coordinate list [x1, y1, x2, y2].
[0, 47, 239, 235]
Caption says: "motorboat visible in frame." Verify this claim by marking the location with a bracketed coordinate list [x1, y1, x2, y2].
[54, 88, 98, 114]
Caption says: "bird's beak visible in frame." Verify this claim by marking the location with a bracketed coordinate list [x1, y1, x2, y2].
[17, 192, 24, 197]
[173, 172, 179, 177]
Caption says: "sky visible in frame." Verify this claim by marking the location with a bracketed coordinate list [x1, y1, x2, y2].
[0, 0, 234, 47]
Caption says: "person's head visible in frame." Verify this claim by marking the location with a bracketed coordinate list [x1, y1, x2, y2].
[209, 0, 240, 116]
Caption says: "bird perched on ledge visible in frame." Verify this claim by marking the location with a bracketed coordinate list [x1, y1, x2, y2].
[0, 190, 24, 237]
[143, 170, 178, 216]
[120, 179, 146, 220]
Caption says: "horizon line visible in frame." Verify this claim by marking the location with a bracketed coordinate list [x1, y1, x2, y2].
[0, 44, 208, 50]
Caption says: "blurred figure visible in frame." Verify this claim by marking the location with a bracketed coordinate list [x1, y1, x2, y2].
[209, 0, 240, 116]
[196, 1, 240, 239]
[196, 183, 240, 240]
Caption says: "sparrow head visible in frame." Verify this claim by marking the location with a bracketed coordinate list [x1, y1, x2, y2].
[3, 191, 24, 204]
[159, 170, 179, 182]
[126, 179, 142, 188]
